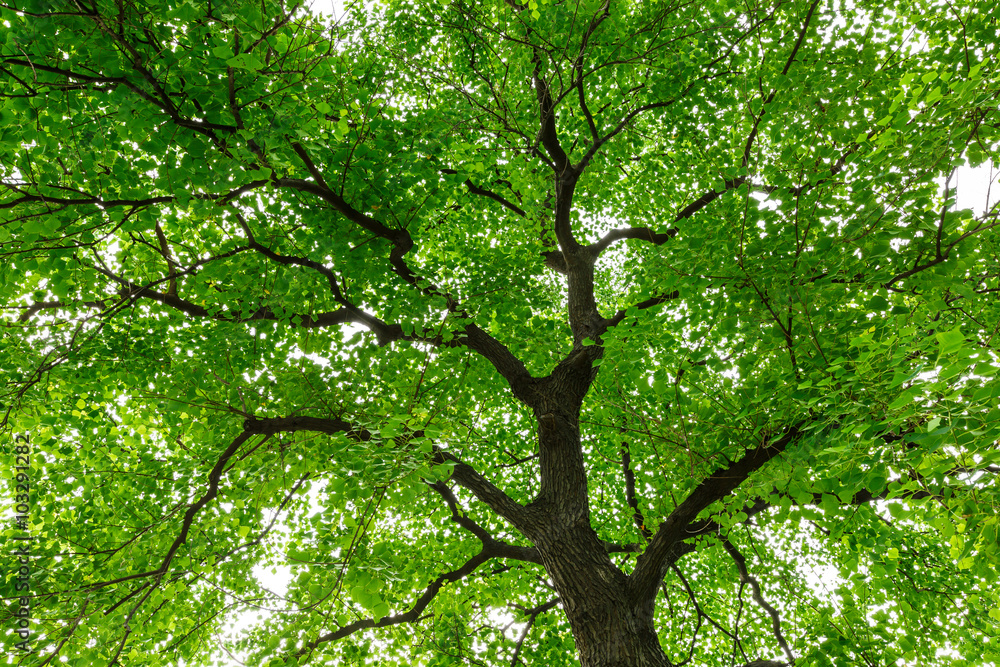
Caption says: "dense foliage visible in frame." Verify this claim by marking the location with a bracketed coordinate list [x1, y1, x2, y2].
[2, 0, 999, 665]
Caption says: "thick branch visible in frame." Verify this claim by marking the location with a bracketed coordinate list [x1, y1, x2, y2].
[622, 440, 653, 540]
[435, 448, 534, 535]
[100, 252, 538, 402]
[244, 415, 534, 537]
[233, 212, 402, 340]
[532, 65, 570, 173]
[592, 226, 677, 256]
[279, 157, 409, 251]
[153, 221, 178, 295]
[629, 425, 801, 605]
[283, 149, 542, 401]
[430, 481, 543, 564]
[460, 324, 539, 407]
[242, 414, 372, 440]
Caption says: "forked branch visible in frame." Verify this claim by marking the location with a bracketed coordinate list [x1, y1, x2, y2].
[298, 548, 493, 656]
[722, 539, 796, 665]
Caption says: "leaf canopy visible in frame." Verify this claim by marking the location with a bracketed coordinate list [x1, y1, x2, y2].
[1, 0, 999, 665]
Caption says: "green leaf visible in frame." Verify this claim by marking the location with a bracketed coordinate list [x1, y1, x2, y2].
[936, 327, 966, 356]
[867, 295, 889, 311]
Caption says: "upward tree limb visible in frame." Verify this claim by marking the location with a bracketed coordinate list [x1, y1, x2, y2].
[284, 144, 545, 405]
[673, 177, 749, 222]
[532, 59, 571, 175]
[572, 0, 611, 145]
[527, 40, 598, 350]
[284, 145, 412, 251]
[622, 439, 653, 541]
[629, 425, 802, 606]
[662, 0, 823, 227]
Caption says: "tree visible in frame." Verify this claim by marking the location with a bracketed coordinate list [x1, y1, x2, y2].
[1, 0, 999, 664]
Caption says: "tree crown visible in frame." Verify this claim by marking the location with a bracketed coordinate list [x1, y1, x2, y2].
[1, 0, 999, 665]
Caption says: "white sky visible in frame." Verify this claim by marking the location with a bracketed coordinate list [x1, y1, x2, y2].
[954, 163, 999, 214]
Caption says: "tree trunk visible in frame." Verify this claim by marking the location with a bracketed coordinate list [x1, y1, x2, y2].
[528, 405, 673, 667]
[535, 523, 671, 667]
[570, 611, 673, 667]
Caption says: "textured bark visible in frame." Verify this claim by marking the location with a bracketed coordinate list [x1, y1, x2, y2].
[526, 384, 674, 667]
[572, 613, 673, 667]
[538, 527, 673, 667]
